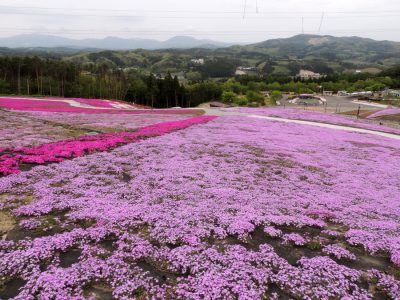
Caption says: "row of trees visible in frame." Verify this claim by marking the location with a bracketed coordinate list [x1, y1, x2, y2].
[225, 77, 396, 95]
[0, 57, 130, 100]
[0, 56, 399, 108]
[0, 56, 227, 108]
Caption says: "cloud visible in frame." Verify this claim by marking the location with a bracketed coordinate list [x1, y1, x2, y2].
[0, 0, 398, 42]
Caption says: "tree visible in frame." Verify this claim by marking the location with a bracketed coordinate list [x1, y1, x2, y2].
[222, 79, 244, 94]
[172, 75, 180, 107]
[247, 81, 260, 91]
[185, 81, 222, 107]
[200, 58, 236, 78]
[186, 71, 202, 82]
[266, 82, 281, 91]
[0, 79, 9, 94]
[370, 83, 386, 91]
[127, 78, 147, 104]
[269, 90, 283, 103]
[145, 74, 159, 108]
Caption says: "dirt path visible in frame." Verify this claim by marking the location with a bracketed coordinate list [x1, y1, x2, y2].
[204, 108, 400, 140]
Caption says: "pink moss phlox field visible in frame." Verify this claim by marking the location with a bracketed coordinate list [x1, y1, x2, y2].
[1, 115, 400, 298]
[0, 97, 199, 115]
[263, 226, 282, 238]
[322, 244, 357, 261]
[24, 111, 193, 131]
[0, 110, 84, 149]
[0, 96, 142, 110]
[0, 110, 196, 149]
[225, 107, 400, 135]
[366, 109, 400, 119]
[282, 233, 307, 246]
[0, 116, 217, 175]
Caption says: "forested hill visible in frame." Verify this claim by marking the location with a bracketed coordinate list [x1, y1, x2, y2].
[1, 34, 400, 77]
[249, 34, 400, 63]
[58, 34, 400, 75]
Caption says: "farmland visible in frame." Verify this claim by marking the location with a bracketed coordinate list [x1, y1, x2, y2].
[0, 97, 400, 299]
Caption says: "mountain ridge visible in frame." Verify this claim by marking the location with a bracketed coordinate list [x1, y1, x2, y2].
[0, 34, 234, 50]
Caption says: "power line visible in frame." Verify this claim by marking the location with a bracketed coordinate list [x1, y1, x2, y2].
[318, 12, 325, 32]
[1, 10, 399, 20]
[0, 28, 398, 36]
[0, 5, 400, 15]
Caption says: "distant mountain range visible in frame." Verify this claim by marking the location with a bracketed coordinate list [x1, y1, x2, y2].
[0, 34, 234, 50]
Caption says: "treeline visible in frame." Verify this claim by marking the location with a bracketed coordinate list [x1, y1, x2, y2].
[0, 56, 224, 107]
[0, 56, 399, 108]
[0, 57, 130, 100]
[234, 75, 398, 94]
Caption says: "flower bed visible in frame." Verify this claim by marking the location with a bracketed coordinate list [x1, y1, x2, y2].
[1, 116, 399, 299]
[0, 116, 217, 175]
[0, 110, 197, 149]
[366, 108, 400, 119]
[0, 110, 90, 149]
[24, 111, 193, 131]
[225, 107, 400, 135]
[0, 97, 201, 115]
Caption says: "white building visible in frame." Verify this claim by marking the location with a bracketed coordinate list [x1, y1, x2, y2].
[297, 69, 322, 80]
[190, 58, 205, 65]
[235, 70, 247, 76]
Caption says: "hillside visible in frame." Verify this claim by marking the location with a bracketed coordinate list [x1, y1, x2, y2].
[2, 34, 400, 77]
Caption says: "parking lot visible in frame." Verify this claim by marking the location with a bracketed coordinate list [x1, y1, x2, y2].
[280, 95, 385, 113]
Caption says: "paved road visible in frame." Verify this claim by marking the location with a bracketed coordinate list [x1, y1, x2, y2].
[279, 95, 385, 113]
[204, 108, 400, 140]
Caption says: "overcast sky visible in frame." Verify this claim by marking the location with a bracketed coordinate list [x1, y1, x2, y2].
[0, 0, 399, 43]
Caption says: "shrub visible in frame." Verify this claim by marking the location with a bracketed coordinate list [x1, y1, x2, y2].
[222, 91, 239, 103]
[246, 90, 264, 104]
[233, 97, 248, 106]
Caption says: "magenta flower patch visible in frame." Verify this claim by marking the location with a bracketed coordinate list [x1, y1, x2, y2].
[0, 116, 217, 175]
[0, 96, 201, 115]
